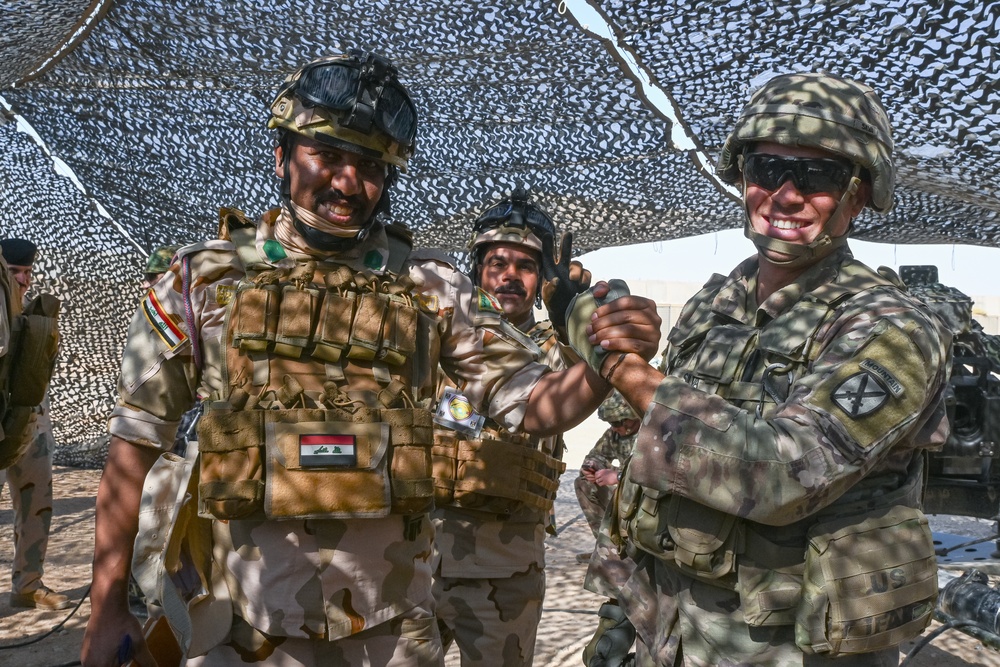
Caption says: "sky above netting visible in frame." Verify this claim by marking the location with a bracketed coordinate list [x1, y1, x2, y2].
[1, 0, 998, 463]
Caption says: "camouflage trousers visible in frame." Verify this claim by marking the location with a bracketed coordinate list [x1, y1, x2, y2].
[0, 414, 53, 595]
[188, 600, 444, 666]
[433, 562, 545, 667]
[630, 563, 899, 667]
[574, 473, 615, 539]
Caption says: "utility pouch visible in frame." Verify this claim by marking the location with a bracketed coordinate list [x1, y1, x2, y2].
[273, 285, 319, 358]
[314, 288, 356, 362]
[265, 416, 392, 519]
[380, 295, 418, 366]
[665, 496, 740, 580]
[198, 402, 434, 520]
[347, 292, 387, 361]
[197, 405, 265, 519]
[737, 529, 805, 627]
[794, 505, 938, 655]
[432, 429, 565, 516]
[231, 284, 280, 353]
[628, 487, 674, 560]
[6, 294, 60, 407]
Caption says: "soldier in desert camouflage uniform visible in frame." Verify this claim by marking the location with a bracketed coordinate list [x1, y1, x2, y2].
[431, 189, 589, 666]
[0, 238, 70, 611]
[581, 73, 951, 667]
[81, 50, 662, 667]
[574, 391, 638, 541]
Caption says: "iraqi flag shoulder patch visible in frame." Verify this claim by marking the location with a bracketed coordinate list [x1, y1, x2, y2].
[300, 434, 358, 467]
[142, 290, 187, 350]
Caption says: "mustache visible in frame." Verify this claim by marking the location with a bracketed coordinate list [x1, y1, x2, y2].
[318, 189, 366, 208]
[493, 283, 527, 297]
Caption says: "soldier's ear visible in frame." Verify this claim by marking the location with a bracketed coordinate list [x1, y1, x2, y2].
[274, 144, 285, 179]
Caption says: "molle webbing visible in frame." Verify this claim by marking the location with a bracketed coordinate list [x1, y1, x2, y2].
[432, 427, 566, 516]
[228, 264, 420, 372]
[197, 401, 434, 520]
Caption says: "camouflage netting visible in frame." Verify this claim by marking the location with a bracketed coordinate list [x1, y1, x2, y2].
[0, 0, 998, 466]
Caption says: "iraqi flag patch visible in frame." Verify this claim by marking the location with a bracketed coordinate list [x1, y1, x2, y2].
[142, 291, 187, 350]
[299, 434, 357, 467]
[476, 287, 503, 314]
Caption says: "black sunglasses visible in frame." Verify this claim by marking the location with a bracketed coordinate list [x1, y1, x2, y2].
[473, 190, 557, 242]
[292, 50, 417, 149]
[742, 154, 854, 195]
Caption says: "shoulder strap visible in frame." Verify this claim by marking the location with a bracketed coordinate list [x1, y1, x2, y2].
[384, 222, 414, 275]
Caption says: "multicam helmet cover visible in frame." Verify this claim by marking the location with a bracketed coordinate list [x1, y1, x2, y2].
[268, 49, 417, 171]
[468, 187, 556, 256]
[717, 72, 895, 213]
[598, 389, 638, 423]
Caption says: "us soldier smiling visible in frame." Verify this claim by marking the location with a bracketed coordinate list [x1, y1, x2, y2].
[583, 73, 951, 667]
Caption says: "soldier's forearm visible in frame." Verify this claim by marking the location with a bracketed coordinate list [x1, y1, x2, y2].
[90, 436, 159, 613]
[523, 361, 609, 435]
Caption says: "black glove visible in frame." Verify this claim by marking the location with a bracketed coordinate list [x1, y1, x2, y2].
[583, 601, 637, 667]
[541, 232, 591, 339]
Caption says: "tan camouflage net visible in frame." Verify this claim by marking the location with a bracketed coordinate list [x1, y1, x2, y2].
[0, 0, 998, 465]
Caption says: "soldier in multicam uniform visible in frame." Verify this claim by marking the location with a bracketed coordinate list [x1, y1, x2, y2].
[574, 391, 638, 543]
[581, 73, 952, 667]
[0, 238, 70, 611]
[431, 189, 589, 666]
[81, 50, 662, 667]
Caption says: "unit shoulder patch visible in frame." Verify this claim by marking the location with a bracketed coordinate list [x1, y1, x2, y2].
[830, 371, 889, 418]
[141, 290, 187, 350]
[476, 287, 503, 314]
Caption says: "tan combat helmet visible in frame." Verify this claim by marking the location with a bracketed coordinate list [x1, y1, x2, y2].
[716, 73, 895, 266]
[468, 188, 557, 299]
[598, 390, 638, 424]
[268, 49, 417, 171]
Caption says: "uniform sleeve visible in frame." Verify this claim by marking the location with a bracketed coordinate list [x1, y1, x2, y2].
[409, 259, 549, 433]
[628, 291, 950, 526]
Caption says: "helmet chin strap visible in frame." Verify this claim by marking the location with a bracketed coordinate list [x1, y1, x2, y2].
[279, 146, 388, 253]
[742, 165, 861, 269]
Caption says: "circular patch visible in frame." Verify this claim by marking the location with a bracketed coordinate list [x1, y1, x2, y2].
[448, 396, 473, 421]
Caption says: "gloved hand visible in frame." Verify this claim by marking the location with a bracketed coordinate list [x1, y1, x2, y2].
[541, 231, 591, 340]
[582, 600, 637, 667]
[565, 279, 631, 376]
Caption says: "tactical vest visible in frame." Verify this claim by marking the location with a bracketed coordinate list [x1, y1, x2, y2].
[0, 264, 60, 470]
[432, 320, 566, 518]
[196, 221, 442, 521]
[614, 259, 938, 655]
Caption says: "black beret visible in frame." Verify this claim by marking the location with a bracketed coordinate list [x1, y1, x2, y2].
[0, 238, 37, 266]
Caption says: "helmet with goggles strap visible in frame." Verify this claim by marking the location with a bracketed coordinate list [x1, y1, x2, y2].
[269, 49, 418, 252]
[268, 49, 417, 171]
[468, 187, 557, 291]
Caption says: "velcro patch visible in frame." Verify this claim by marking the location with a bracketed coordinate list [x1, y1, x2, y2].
[830, 371, 889, 418]
[141, 290, 187, 350]
[299, 434, 357, 467]
[808, 320, 928, 452]
[476, 288, 502, 314]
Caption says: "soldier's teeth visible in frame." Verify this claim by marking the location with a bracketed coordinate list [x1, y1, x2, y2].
[771, 219, 805, 230]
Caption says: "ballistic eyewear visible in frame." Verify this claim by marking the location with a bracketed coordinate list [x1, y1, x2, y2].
[290, 50, 417, 149]
[473, 190, 556, 242]
[742, 154, 854, 195]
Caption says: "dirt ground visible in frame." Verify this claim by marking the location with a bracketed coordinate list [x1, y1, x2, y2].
[1, 466, 998, 666]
